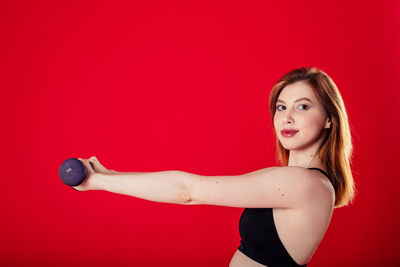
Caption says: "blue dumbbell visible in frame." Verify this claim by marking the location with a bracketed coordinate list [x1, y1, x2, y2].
[59, 158, 95, 187]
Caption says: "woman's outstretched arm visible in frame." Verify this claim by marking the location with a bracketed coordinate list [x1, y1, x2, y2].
[75, 157, 331, 209]
[73, 157, 191, 204]
[91, 170, 190, 205]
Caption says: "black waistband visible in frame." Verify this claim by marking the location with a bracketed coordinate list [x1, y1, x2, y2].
[238, 242, 307, 267]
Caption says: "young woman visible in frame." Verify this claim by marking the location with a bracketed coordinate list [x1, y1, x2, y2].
[74, 67, 356, 267]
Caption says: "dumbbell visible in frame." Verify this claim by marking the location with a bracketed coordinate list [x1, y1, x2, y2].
[59, 158, 95, 187]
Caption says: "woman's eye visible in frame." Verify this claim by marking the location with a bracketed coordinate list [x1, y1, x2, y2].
[276, 105, 285, 111]
[298, 104, 309, 110]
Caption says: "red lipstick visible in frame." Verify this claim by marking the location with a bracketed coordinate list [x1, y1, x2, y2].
[280, 129, 299, 137]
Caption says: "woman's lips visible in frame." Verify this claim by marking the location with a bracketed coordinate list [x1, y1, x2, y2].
[280, 129, 299, 137]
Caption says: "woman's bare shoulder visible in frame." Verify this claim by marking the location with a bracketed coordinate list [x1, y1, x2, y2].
[305, 168, 335, 207]
[267, 166, 335, 206]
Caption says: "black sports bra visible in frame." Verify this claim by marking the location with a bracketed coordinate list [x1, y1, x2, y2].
[237, 167, 331, 267]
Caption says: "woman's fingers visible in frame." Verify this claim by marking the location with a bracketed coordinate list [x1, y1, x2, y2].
[88, 156, 110, 173]
[88, 157, 98, 172]
[78, 158, 95, 174]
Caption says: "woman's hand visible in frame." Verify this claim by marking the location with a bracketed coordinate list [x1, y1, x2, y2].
[72, 156, 115, 191]
[87, 156, 115, 175]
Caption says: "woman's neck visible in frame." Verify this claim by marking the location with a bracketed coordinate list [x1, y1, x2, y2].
[288, 146, 325, 170]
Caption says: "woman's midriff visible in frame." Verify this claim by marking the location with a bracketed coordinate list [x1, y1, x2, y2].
[229, 249, 267, 267]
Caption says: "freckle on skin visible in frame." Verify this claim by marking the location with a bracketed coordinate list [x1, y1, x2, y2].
[278, 188, 280, 191]
[281, 194, 285, 197]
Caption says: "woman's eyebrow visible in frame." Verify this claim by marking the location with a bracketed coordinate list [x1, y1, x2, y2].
[276, 97, 313, 104]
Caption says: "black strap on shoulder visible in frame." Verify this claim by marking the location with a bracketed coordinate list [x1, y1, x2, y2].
[308, 167, 330, 179]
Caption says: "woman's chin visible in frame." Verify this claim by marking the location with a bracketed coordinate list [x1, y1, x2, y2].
[279, 141, 296, 150]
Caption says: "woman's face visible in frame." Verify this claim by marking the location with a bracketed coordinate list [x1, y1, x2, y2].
[273, 81, 331, 151]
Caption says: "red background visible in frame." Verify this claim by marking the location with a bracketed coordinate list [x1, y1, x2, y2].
[1, 0, 399, 266]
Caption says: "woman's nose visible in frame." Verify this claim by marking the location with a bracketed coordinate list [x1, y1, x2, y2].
[282, 111, 294, 124]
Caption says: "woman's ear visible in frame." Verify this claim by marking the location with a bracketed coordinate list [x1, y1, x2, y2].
[324, 118, 331, 129]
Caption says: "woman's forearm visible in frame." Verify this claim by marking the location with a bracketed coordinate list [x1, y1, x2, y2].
[92, 170, 191, 205]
